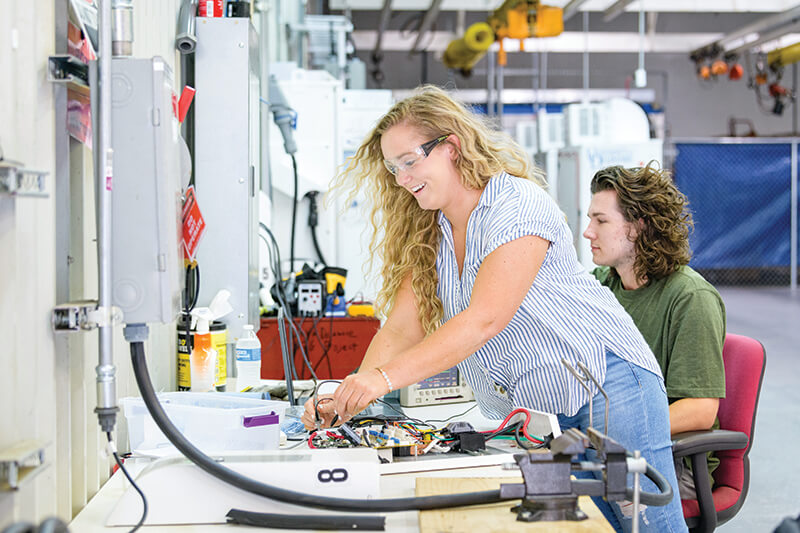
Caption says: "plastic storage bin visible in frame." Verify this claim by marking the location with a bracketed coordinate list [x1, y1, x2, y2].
[121, 392, 288, 454]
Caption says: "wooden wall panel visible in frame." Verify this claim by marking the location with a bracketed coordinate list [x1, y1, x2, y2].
[0, 1, 184, 529]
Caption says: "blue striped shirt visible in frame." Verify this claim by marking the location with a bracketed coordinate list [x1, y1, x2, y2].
[436, 172, 661, 418]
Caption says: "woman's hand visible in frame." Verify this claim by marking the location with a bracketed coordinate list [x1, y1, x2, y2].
[333, 369, 389, 423]
[300, 393, 338, 430]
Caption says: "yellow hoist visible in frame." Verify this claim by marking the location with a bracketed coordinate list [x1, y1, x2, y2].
[443, 0, 563, 75]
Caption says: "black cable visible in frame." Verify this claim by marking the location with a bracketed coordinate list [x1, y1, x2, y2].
[311, 227, 327, 267]
[423, 403, 478, 425]
[313, 379, 343, 427]
[310, 316, 333, 377]
[130, 339, 510, 512]
[182, 263, 199, 356]
[373, 398, 431, 428]
[305, 191, 327, 266]
[626, 463, 674, 507]
[225, 509, 385, 530]
[259, 223, 317, 383]
[259, 222, 309, 398]
[107, 432, 147, 532]
[514, 423, 534, 450]
[290, 153, 299, 273]
[482, 420, 519, 442]
[293, 317, 318, 381]
[189, 265, 199, 309]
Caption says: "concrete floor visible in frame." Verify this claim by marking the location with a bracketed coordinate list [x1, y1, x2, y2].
[715, 286, 800, 531]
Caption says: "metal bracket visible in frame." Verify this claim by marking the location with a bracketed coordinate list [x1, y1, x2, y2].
[52, 300, 123, 332]
[0, 441, 47, 491]
[0, 160, 48, 197]
[48, 55, 90, 88]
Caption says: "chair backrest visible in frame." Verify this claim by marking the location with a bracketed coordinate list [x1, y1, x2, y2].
[713, 333, 766, 494]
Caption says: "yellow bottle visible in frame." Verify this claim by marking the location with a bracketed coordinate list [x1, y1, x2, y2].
[190, 311, 217, 392]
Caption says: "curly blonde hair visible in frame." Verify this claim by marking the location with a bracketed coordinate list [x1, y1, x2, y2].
[331, 85, 544, 335]
[590, 162, 693, 282]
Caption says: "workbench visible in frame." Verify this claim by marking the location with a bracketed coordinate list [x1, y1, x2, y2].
[70, 401, 613, 532]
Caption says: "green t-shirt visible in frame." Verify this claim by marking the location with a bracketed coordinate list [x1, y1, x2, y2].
[593, 265, 726, 480]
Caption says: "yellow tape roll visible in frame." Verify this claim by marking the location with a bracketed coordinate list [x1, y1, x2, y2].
[463, 22, 494, 52]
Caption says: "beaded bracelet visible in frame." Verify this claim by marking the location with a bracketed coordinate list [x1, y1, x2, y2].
[375, 367, 393, 393]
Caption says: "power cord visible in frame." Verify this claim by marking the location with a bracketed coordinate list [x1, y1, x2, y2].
[106, 432, 147, 532]
[181, 261, 199, 356]
[305, 191, 327, 266]
[259, 223, 319, 394]
[289, 153, 299, 272]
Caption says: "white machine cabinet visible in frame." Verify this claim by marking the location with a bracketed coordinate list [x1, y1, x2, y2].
[194, 18, 261, 340]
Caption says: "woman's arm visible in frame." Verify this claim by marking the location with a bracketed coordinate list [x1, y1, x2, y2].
[357, 274, 427, 373]
[332, 234, 550, 421]
[301, 274, 425, 429]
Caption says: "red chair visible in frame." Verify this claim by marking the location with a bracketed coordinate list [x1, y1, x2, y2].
[672, 333, 766, 533]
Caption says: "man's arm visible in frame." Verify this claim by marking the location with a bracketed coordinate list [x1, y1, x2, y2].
[669, 397, 719, 435]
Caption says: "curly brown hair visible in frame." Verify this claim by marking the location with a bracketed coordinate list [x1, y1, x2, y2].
[329, 85, 544, 334]
[590, 161, 693, 282]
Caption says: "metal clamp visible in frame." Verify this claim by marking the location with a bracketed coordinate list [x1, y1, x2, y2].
[496, 360, 641, 525]
[52, 300, 123, 332]
[47, 55, 89, 87]
[499, 426, 632, 523]
[0, 160, 48, 197]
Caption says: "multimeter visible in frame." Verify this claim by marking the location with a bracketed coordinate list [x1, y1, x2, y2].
[399, 367, 475, 407]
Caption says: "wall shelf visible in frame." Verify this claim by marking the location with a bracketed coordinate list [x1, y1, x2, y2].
[0, 440, 48, 491]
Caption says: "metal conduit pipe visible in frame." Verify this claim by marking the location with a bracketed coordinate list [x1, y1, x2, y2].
[95, 0, 117, 434]
[177, 0, 198, 54]
[112, 0, 134, 56]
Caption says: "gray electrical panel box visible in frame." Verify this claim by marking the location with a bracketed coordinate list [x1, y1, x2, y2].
[194, 18, 260, 340]
[107, 57, 183, 325]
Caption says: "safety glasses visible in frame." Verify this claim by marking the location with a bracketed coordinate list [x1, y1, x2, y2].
[382, 134, 449, 176]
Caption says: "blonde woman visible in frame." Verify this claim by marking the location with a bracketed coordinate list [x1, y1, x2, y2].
[301, 86, 687, 533]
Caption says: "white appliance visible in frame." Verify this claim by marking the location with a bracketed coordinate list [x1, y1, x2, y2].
[267, 65, 343, 277]
[515, 110, 565, 200]
[557, 139, 663, 270]
[557, 98, 661, 270]
[335, 89, 394, 301]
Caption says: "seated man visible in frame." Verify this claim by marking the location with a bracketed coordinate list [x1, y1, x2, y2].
[583, 162, 726, 500]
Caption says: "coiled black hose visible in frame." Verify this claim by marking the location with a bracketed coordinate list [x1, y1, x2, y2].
[130, 339, 674, 511]
[130, 340, 507, 511]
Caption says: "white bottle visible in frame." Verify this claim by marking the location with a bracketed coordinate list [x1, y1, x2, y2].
[235, 324, 261, 391]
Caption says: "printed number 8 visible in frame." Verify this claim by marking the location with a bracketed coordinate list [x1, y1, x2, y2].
[317, 468, 349, 483]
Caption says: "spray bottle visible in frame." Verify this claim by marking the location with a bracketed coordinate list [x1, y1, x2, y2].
[189, 307, 216, 392]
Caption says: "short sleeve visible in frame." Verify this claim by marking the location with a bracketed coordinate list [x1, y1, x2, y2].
[482, 187, 561, 258]
[663, 289, 726, 400]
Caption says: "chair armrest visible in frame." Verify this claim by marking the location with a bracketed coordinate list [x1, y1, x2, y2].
[672, 429, 748, 458]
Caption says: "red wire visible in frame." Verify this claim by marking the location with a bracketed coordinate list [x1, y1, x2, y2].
[308, 431, 317, 449]
[481, 407, 530, 434]
[480, 408, 544, 444]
